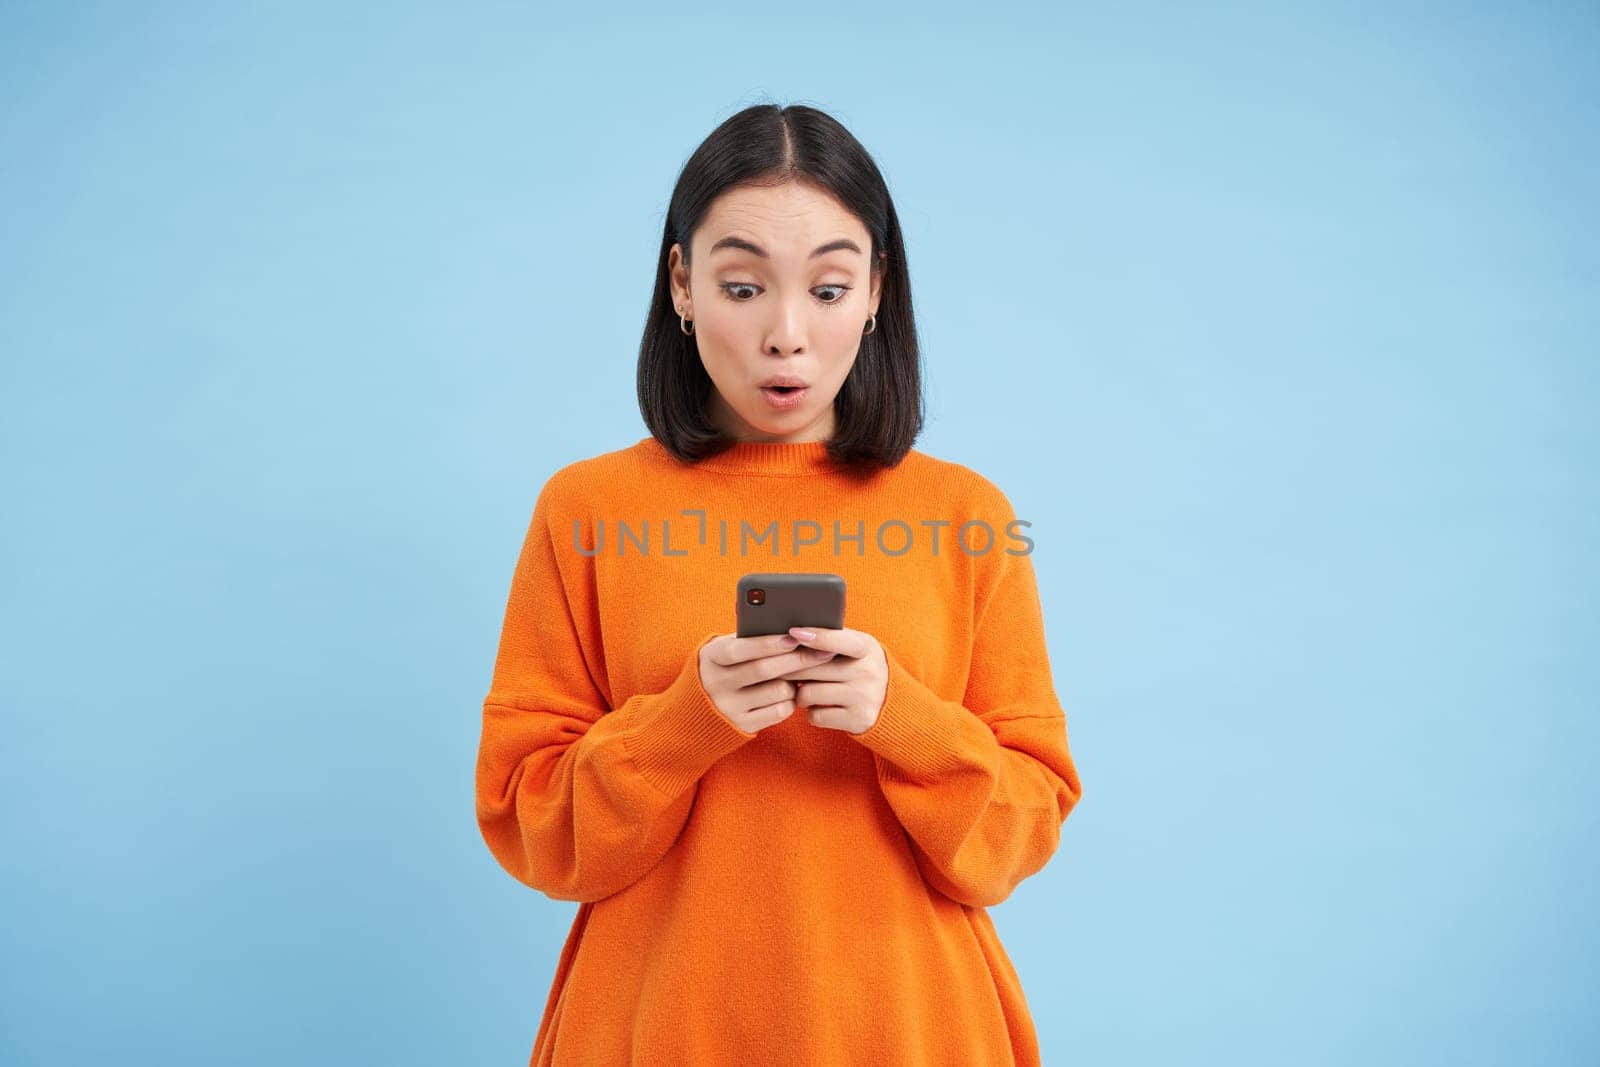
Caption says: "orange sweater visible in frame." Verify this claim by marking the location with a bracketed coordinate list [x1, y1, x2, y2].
[475, 436, 1083, 1066]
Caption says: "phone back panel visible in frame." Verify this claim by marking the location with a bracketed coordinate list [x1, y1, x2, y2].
[736, 572, 847, 638]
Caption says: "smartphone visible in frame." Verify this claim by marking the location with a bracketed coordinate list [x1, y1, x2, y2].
[736, 572, 847, 638]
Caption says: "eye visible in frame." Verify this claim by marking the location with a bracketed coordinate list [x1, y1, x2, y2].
[719, 282, 852, 305]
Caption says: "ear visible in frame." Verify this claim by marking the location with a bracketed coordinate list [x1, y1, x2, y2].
[870, 250, 887, 314]
[668, 242, 692, 308]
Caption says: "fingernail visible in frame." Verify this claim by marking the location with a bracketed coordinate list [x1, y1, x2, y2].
[791, 628, 816, 640]
[778, 634, 799, 647]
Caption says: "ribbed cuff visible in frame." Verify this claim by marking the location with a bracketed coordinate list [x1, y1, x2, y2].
[852, 645, 990, 780]
[621, 631, 758, 796]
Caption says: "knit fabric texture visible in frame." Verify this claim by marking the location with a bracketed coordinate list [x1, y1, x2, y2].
[475, 435, 1084, 1066]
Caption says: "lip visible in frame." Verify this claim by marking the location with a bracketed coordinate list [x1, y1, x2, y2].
[759, 383, 809, 410]
[759, 375, 809, 389]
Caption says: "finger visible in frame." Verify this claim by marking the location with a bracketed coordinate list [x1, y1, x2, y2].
[786, 626, 867, 658]
[709, 632, 805, 666]
[741, 646, 835, 686]
[738, 677, 796, 707]
[742, 695, 797, 733]
[774, 657, 844, 682]
[805, 706, 856, 732]
[795, 680, 850, 708]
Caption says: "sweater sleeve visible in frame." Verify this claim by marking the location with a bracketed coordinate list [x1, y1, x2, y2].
[850, 486, 1083, 908]
[474, 479, 757, 903]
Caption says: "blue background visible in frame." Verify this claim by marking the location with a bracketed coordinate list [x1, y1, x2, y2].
[3, 3, 1594, 1064]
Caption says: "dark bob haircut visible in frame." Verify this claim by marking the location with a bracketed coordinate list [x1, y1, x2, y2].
[637, 102, 924, 472]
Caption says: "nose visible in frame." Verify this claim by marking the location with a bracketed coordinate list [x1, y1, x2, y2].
[764, 293, 809, 354]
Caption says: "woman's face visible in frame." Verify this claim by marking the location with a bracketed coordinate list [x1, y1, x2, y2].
[669, 180, 884, 443]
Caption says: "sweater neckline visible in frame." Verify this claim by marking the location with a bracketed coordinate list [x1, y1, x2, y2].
[645, 436, 841, 477]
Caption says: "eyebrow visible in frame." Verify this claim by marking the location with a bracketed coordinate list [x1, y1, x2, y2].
[708, 236, 863, 259]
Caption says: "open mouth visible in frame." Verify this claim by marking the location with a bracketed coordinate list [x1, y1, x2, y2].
[760, 383, 808, 408]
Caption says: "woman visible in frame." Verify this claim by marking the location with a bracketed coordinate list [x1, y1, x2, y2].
[475, 103, 1084, 1066]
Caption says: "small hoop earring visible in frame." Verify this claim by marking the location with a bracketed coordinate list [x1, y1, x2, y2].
[676, 303, 694, 336]
[863, 313, 876, 335]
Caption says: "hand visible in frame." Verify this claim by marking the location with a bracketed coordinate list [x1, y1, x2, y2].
[774, 626, 888, 735]
[698, 632, 839, 734]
